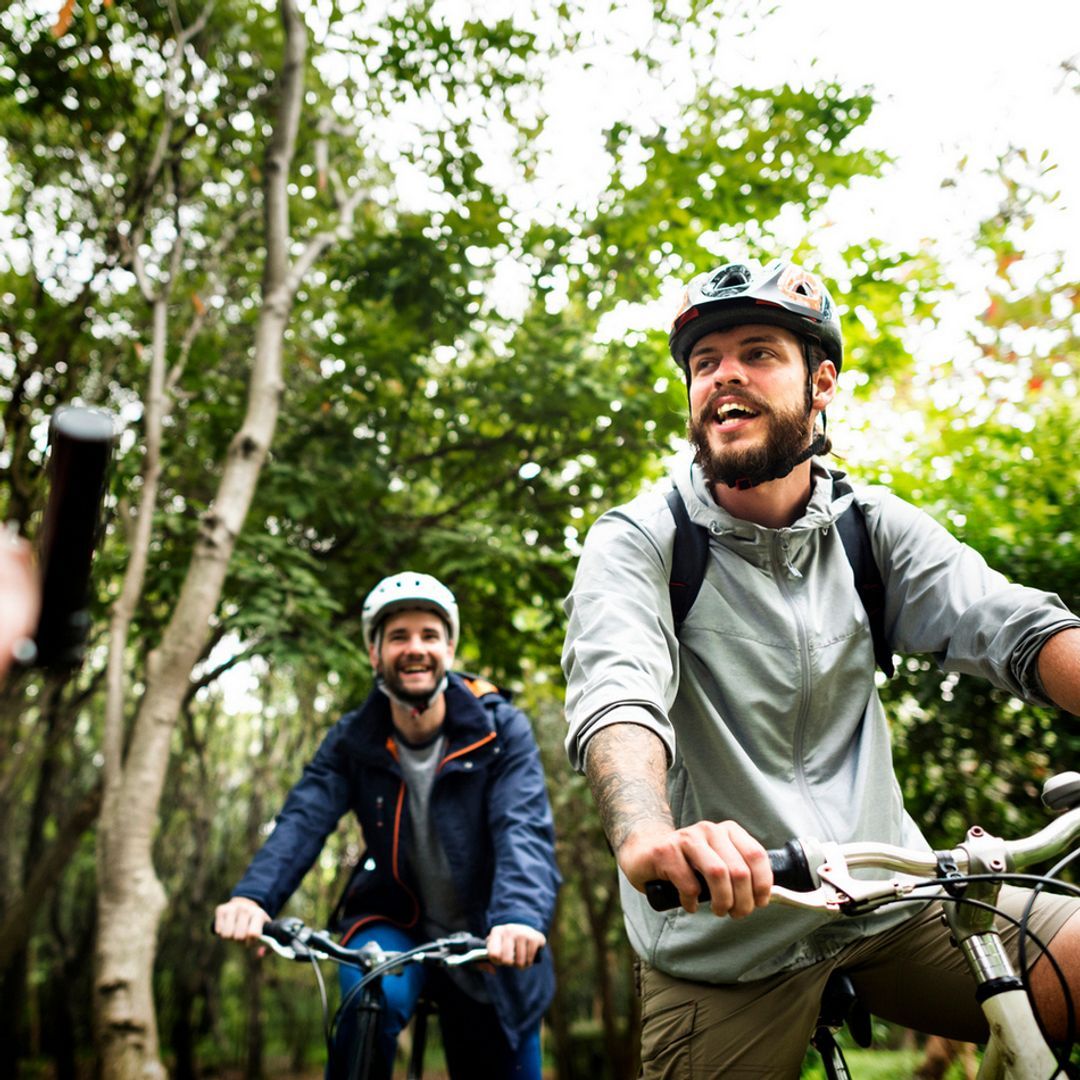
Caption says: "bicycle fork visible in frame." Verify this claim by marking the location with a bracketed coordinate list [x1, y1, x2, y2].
[940, 833, 1059, 1080]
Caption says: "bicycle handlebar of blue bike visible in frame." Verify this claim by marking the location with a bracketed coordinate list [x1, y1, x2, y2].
[259, 917, 489, 966]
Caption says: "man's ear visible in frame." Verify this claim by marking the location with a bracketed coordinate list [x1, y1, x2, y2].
[811, 359, 838, 413]
[368, 642, 378, 669]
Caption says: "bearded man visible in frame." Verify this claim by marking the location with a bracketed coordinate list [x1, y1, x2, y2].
[216, 572, 559, 1079]
[561, 258, 1080, 1077]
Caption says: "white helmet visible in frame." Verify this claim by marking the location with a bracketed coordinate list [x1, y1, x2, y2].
[361, 572, 460, 649]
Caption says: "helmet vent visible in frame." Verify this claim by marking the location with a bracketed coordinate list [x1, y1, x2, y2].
[701, 263, 753, 298]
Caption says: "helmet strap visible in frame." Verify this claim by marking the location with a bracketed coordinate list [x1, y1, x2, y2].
[726, 430, 827, 490]
[375, 673, 449, 716]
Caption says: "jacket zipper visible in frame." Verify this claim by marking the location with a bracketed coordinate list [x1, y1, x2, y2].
[772, 532, 835, 842]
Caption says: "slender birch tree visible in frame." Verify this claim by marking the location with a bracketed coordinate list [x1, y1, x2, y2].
[94, 2, 365, 1074]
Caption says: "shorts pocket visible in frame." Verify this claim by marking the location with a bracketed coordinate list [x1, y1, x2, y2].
[640, 999, 697, 1078]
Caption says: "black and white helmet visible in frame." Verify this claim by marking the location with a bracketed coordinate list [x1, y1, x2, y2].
[669, 258, 842, 373]
[361, 572, 459, 649]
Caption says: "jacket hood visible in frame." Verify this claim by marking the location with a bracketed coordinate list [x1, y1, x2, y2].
[342, 671, 498, 762]
[672, 451, 856, 576]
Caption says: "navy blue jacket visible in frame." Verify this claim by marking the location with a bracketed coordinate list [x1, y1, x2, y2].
[232, 672, 561, 1046]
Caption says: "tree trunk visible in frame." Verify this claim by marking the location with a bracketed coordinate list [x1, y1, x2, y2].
[92, 4, 311, 1077]
[0, 676, 96, 1076]
[242, 949, 265, 1080]
[545, 896, 575, 1080]
[586, 872, 628, 1077]
[0, 782, 102, 972]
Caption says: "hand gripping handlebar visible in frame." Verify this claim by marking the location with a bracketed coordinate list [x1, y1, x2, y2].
[645, 839, 814, 912]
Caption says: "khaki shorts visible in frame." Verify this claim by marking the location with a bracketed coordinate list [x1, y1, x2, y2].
[638, 886, 1079, 1078]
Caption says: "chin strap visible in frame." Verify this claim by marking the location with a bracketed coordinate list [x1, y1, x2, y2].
[375, 674, 449, 716]
[726, 429, 827, 490]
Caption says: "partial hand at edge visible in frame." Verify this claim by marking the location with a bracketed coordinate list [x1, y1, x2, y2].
[0, 533, 39, 681]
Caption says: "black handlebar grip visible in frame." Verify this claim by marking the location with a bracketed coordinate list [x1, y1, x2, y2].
[32, 406, 115, 669]
[263, 916, 305, 944]
[645, 871, 707, 912]
[644, 840, 814, 912]
[768, 839, 815, 891]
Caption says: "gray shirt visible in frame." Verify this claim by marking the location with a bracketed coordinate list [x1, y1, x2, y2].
[397, 731, 489, 1001]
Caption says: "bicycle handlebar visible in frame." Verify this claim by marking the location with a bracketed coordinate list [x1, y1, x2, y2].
[644, 787, 1080, 914]
[31, 406, 115, 670]
[257, 917, 489, 971]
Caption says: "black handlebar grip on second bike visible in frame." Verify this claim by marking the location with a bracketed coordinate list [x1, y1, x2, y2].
[644, 839, 814, 912]
[262, 917, 307, 945]
[31, 406, 115, 670]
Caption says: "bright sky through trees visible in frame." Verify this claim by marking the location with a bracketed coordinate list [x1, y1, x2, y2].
[548, 0, 1080, 340]
[743, 0, 1080, 272]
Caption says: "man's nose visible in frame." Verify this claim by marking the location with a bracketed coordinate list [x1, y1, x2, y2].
[712, 355, 747, 384]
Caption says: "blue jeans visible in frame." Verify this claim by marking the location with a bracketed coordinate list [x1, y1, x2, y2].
[334, 924, 541, 1080]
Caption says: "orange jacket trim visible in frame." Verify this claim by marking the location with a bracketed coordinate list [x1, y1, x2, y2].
[438, 729, 497, 772]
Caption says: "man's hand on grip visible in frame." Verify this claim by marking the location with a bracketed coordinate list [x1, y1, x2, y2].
[619, 819, 772, 917]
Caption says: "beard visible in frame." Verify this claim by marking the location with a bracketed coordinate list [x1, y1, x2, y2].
[376, 658, 446, 710]
[688, 387, 821, 489]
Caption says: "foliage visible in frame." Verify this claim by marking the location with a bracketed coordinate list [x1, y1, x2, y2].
[848, 154, 1080, 848]
[9, 0, 1075, 1075]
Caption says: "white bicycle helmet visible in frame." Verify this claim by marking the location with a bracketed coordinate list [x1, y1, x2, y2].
[361, 572, 460, 649]
[669, 258, 843, 374]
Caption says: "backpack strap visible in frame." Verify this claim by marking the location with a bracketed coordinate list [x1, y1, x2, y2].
[461, 673, 509, 701]
[829, 473, 895, 678]
[665, 487, 710, 632]
[665, 479, 894, 677]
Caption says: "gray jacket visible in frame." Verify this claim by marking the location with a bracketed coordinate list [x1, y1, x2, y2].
[562, 454, 1079, 983]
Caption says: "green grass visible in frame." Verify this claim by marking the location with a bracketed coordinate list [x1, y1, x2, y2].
[801, 1047, 973, 1079]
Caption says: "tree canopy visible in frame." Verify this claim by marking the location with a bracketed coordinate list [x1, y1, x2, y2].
[1, 0, 1077, 1075]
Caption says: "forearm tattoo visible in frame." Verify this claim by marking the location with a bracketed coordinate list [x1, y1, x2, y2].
[585, 725, 674, 853]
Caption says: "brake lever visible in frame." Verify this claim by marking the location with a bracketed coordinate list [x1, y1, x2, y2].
[769, 841, 923, 916]
[441, 947, 490, 966]
[816, 862, 922, 914]
[258, 934, 305, 960]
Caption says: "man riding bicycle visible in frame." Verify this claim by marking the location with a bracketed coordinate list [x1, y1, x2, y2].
[561, 258, 1080, 1076]
[216, 572, 560, 1079]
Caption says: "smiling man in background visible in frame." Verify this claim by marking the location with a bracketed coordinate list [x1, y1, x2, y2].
[216, 571, 560, 1079]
